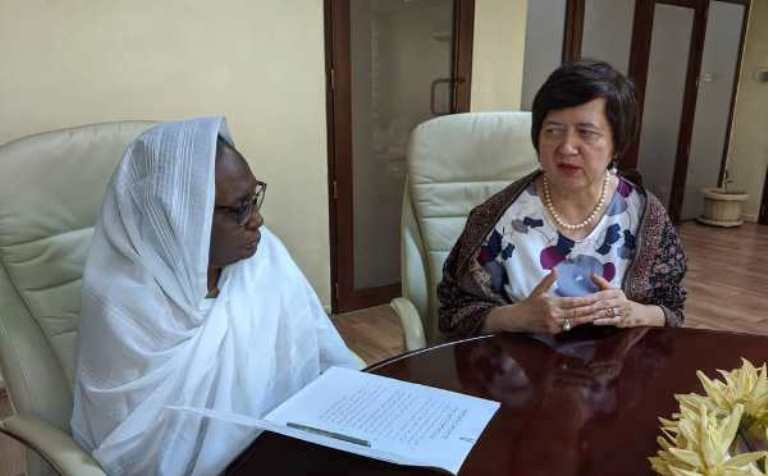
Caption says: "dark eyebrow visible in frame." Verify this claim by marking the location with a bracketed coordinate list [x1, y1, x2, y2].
[542, 119, 602, 130]
[576, 122, 602, 130]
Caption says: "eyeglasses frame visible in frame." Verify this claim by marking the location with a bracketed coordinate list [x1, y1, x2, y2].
[215, 180, 267, 226]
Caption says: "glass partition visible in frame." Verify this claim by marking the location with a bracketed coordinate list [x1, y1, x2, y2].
[635, 4, 694, 207]
[350, 0, 454, 289]
[581, 0, 635, 75]
[521, 0, 567, 110]
[682, 1, 746, 220]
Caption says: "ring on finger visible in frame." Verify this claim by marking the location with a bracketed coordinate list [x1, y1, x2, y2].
[561, 319, 572, 332]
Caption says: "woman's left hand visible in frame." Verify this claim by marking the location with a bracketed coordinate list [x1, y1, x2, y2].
[579, 274, 665, 327]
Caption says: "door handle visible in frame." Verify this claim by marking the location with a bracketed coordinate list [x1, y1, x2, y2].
[430, 77, 464, 116]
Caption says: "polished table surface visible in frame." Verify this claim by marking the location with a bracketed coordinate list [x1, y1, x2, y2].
[227, 327, 768, 475]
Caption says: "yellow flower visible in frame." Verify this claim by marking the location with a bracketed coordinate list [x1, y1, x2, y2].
[651, 360, 768, 476]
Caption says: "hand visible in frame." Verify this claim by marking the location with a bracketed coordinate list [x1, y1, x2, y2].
[574, 274, 633, 327]
[516, 270, 564, 334]
[484, 270, 608, 334]
[586, 274, 664, 327]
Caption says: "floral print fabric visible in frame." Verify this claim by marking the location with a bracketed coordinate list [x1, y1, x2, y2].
[477, 177, 645, 301]
[436, 171, 687, 339]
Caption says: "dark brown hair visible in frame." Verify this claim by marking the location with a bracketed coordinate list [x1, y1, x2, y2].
[531, 59, 638, 160]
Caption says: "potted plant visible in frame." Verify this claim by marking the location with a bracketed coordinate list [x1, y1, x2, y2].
[697, 170, 749, 227]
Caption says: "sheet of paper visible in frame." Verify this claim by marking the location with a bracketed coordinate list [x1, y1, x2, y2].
[263, 366, 500, 475]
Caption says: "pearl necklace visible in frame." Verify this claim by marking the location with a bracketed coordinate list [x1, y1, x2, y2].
[543, 172, 610, 231]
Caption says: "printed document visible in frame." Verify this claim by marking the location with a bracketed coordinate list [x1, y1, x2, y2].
[259, 366, 500, 475]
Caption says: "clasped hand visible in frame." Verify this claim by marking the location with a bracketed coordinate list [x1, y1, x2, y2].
[486, 270, 639, 334]
[527, 270, 636, 333]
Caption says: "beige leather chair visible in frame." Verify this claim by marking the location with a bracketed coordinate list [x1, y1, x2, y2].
[390, 112, 539, 351]
[0, 121, 156, 475]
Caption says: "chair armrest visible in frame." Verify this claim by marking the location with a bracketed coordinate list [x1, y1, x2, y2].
[0, 414, 105, 476]
[390, 297, 426, 351]
[351, 351, 367, 369]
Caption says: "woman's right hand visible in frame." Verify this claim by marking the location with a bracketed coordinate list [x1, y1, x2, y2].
[483, 270, 600, 334]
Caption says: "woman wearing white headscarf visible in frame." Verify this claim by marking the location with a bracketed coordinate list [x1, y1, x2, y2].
[71, 117, 359, 475]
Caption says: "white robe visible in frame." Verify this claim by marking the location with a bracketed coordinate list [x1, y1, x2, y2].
[71, 117, 359, 476]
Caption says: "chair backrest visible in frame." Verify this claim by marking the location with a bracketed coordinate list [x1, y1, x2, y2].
[402, 111, 539, 345]
[0, 121, 155, 436]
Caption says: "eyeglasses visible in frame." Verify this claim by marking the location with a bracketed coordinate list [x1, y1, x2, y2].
[216, 181, 267, 226]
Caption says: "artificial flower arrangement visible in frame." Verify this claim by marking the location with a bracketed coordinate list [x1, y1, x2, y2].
[650, 359, 768, 476]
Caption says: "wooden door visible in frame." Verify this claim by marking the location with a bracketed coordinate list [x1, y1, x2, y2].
[325, 0, 475, 313]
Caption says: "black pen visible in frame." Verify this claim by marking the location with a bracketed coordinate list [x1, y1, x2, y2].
[286, 422, 371, 447]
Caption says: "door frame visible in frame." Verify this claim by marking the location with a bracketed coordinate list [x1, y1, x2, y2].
[562, 0, 585, 62]
[324, 0, 475, 313]
[760, 169, 768, 225]
[564, 0, 750, 223]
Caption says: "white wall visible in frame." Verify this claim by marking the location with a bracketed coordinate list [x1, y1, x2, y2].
[0, 0, 335, 303]
[0, 0, 531, 307]
[471, 0, 528, 111]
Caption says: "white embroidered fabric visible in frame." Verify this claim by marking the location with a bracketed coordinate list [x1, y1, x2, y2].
[70, 117, 359, 476]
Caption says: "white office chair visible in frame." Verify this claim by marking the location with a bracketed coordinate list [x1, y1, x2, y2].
[390, 112, 539, 351]
[0, 121, 156, 475]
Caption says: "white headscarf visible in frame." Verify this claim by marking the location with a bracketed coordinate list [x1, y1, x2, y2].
[71, 117, 359, 476]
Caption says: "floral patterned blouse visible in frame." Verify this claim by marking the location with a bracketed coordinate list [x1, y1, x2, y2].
[478, 176, 645, 300]
[437, 171, 687, 339]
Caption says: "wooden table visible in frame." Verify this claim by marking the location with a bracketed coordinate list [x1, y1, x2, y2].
[227, 327, 768, 475]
